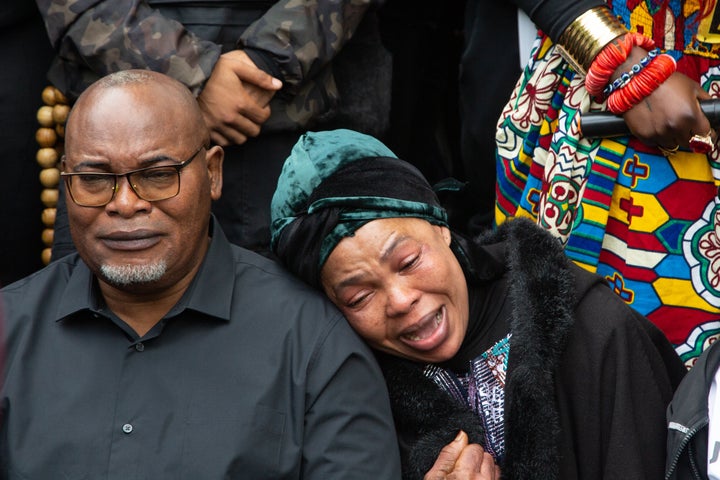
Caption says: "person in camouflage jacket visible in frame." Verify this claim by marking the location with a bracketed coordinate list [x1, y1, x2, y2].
[36, 0, 392, 255]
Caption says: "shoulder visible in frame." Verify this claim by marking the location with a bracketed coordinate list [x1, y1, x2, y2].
[565, 263, 685, 384]
[230, 245, 334, 308]
[1, 254, 85, 350]
[567, 262, 671, 355]
[2, 254, 83, 307]
[483, 220, 685, 378]
[227, 244, 365, 347]
[671, 339, 720, 405]
[570, 263, 652, 336]
[231, 244, 303, 280]
[225, 246, 382, 390]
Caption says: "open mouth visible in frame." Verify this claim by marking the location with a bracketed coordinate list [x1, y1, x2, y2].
[399, 306, 448, 351]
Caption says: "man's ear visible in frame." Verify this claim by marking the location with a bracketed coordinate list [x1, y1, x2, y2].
[206, 145, 224, 201]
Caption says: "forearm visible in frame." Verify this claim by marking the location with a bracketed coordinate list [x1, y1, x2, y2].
[239, 0, 385, 95]
[36, 0, 221, 95]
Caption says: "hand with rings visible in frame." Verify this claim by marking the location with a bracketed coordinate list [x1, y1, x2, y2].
[689, 129, 716, 154]
[657, 144, 680, 157]
[621, 72, 714, 154]
[657, 129, 716, 156]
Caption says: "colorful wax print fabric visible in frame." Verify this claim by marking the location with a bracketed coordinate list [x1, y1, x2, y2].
[496, 0, 720, 368]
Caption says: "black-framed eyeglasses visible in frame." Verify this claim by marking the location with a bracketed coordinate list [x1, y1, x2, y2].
[61, 145, 207, 207]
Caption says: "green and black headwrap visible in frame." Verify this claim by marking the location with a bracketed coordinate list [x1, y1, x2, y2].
[270, 129, 448, 288]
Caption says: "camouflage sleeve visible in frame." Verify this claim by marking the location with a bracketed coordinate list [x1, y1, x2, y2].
[239, 0, 386, 97]
[36, 0, 221, 97]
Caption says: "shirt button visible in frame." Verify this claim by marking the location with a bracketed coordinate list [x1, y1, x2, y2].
[135, 343, 145, 352]
[122, 423, 133, 434]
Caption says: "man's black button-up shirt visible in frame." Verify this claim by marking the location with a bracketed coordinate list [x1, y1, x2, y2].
[0, 218, 401, 479]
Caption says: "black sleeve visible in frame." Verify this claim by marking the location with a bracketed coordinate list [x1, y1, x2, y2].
[510, 0, 608, 41]
[554, 279, 686, 479]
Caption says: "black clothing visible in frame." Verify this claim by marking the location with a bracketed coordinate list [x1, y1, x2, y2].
[211, 132, 298, 256]
[378, 0, 465, 186]
[0, 2, 54, 285]
[666, 338, 720, 479]
[440, 270, 511, 372]
[1, 218, 402, 479]
[382, 218, 686, 480]
[514, 0, 604, 41]
[459, 0, 522, 232]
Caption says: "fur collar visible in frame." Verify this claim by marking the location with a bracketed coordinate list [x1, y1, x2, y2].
[381, 218, 580, 479]
[497, 218, 575, 479]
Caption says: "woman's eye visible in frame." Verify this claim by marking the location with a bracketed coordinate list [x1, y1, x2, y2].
[346, 293, 369, 309]
[400, 255, 419, 271]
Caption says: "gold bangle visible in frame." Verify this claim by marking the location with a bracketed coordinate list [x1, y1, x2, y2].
[557, 6, 628, 75]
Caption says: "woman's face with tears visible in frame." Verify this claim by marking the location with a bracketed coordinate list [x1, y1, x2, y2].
[321, 217, 470, 363]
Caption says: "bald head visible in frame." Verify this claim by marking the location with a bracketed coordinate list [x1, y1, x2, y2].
[60, 69, 224, 298]
[66, 70, 208, 154]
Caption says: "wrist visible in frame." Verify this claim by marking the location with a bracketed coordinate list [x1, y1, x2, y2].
[584, 33, 656, 98]
[611, 47, 653, 81]
[606, 53, 677, 114]
[557, 6, 628, 75]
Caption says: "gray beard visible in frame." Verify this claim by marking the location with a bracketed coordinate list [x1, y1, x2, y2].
[100, 261, 167, 286]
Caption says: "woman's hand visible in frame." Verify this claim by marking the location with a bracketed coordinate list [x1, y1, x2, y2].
[423, 431, 501, 480]
[617, 48, 714, 151]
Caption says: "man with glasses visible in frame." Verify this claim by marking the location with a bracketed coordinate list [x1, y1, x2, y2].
[0, 70, 401, 479]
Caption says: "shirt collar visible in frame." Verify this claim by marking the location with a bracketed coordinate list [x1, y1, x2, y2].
[55, 216, 235, 323]
[55, 258, 100, 321]
[179, 216, 234, 321]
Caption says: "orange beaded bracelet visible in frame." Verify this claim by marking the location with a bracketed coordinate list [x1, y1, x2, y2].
[585, 32, 656, 98]
[606, 53, 677, 114]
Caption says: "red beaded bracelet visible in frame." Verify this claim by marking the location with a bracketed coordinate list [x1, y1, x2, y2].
[606, 53, 677, 114]
[585, 32, 656, 98]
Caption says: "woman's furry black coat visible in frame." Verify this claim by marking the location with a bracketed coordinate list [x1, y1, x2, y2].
[379, 218, 686, 480]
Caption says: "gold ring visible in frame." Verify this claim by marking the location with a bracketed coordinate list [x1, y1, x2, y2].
[689, 130, 715, 154]
[658, 144, 680, 156]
